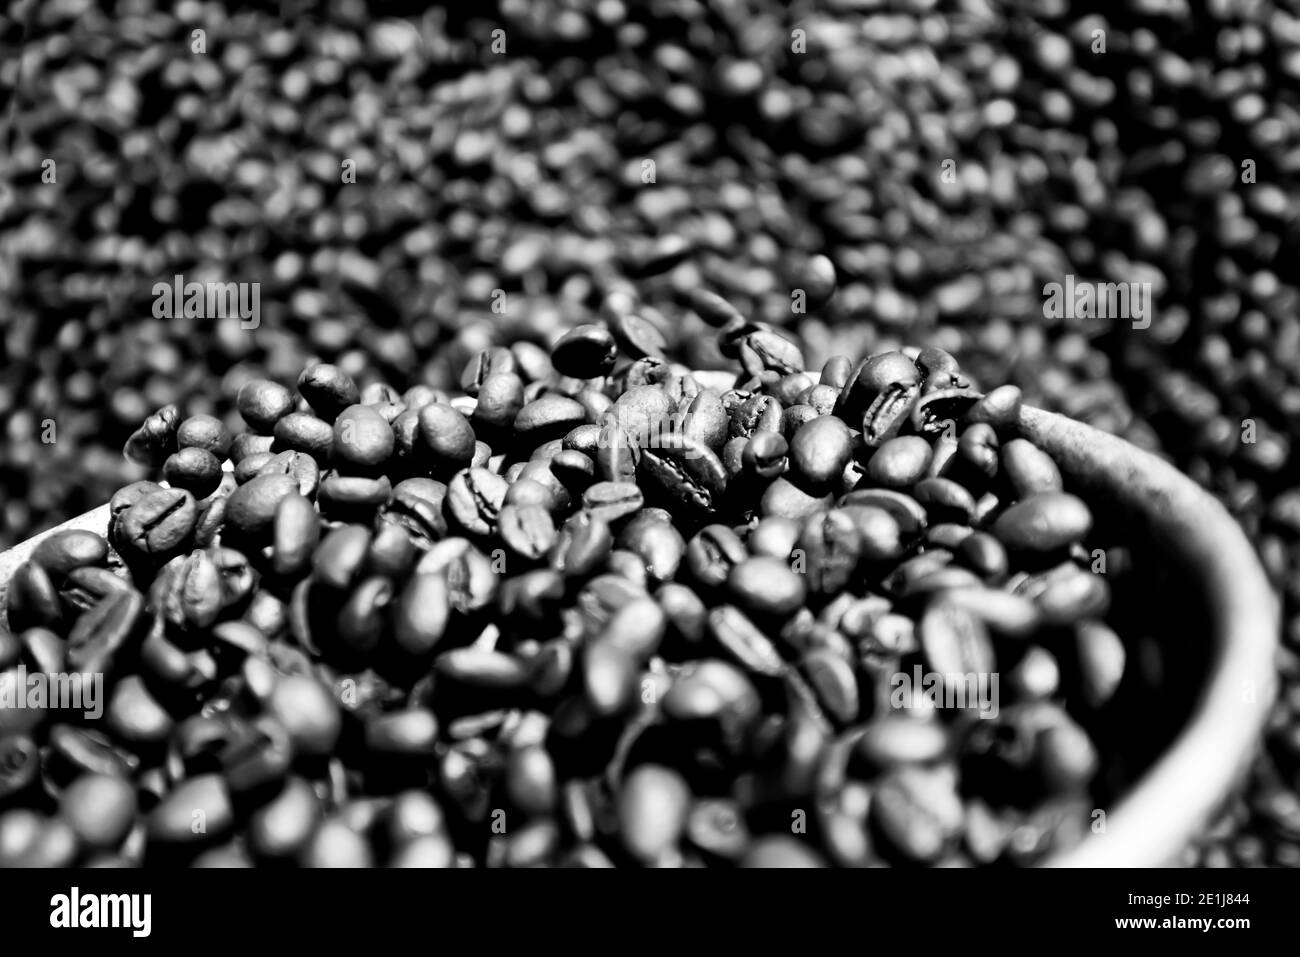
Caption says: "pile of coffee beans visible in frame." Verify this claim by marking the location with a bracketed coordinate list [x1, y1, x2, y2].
[0, 306, 1166, 867]
[3, 0, 1298, 863]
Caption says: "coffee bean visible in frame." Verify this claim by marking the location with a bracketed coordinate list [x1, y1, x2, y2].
[868, 436, 933, 488]
[553, 325, 618, 378]
[333, 404, 395, 468]
[618, 765, 691, 863]
[498, 504, 557, 560]
[515, 395, 588, 444]
[298, 364, 360, 422]
[225, 474, 298, 537]
[709, 605, 787, 677]
[789, 415, 853, 486]
[274, 412, 335, 463]
[991, 493, 1092, 551]
[116, 487, 198, 555]
[267, 675, 341, 758]
[740, 836, 826, 867]
[583, 481, 644, 525]
[237, 380, 296, 434]
[729, 557, 807, 618]
[446, 468, 509, 536]
[313, 525, 372, 590]
[32, 530, 109, 580]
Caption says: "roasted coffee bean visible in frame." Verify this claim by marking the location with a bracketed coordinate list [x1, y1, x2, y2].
[618, 765, 691, 863]
[237, 380, 296, 434]
[801, 649, 860, 723]
[437, 649, 531, 690]
[123, 404, 180, 467]
[741, 430, 788, 480]
[991, 493, 1092, 552]
[162, 447, 223, 499]
[550, 513, 615, 579]
[709, 605, 787, 677]
[912, 478, 977, 526]
[461, 347, 517, 397]
[267, 675, 341, 758]
[66, 589, 144, 673]
[419, 540, 498, 613]
[317, 473, 392, 512]
[498, 504, 557, 561]
[338, 577, 395, 654]
[515, 395, 589, 444]
[729, 557, 806, 619]
[248, 777, 320, 859]
[332, 404, 395, 468]
[385, 478, 449, 546]
[116, 488, 198, 555]
[148, 774, 233, 844]
[392, 574, 450, 655]
[871, 766, 964, 863]
[748, 516, 801, 560]
[366, 709, 439, 755]
[32, 530, 109, 581]
[920, 600, 996, 683]
[553, 325, 618, 378]
[730, 394, 783, 440]
[313, 525, 373, 591]
[297, 365, 360, 423]
[274, 412, 335, 463]
[272, 493, 319, 577]
[868, 436, 933, 489]
[225, 474, 298, 537]
[418, 403, 478, 472]
[473, 373, 526, 431]
[789, 416, 853, 486]
[740, 836, 826, 868]
[956, 531, 1009, 581]
[797, 509, 862, 593]
[583, 481, 644, 525]
[686, 525, 748, 589]
[446, 468, 509, 536]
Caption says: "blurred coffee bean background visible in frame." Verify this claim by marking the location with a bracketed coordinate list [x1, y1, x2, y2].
[1, 0, 1299, 863]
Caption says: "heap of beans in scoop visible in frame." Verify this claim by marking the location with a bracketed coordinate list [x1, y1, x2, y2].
[0, 291, 1149, 868]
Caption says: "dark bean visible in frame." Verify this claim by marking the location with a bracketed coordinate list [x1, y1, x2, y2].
[163, 447, 224, 499]
[991, 493, 1093, 552]
[742, 430, 788, 479]
[116, 487, 198, 555]
[618, 765, 691, 863]
[317, 473, 392, 512]
[273, 412, 335, 463]
[32, 530, 109, 580]
[729, 557, 806, 618]
[515, 395, 589, 444]
[583, 481, 644, 525]
[313, 525, 372, 591]
[298, 364, 360, 422]
[708, 605, 787, 676]
[472, 373, 526, 431]
[237, 380, 296, 434]
[788, 416, 853, 486]
[553, 325, 618, 378]
[225, 474, 298, 537]
[332, 404, 395, 468]
[445, 468, 509, 536]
